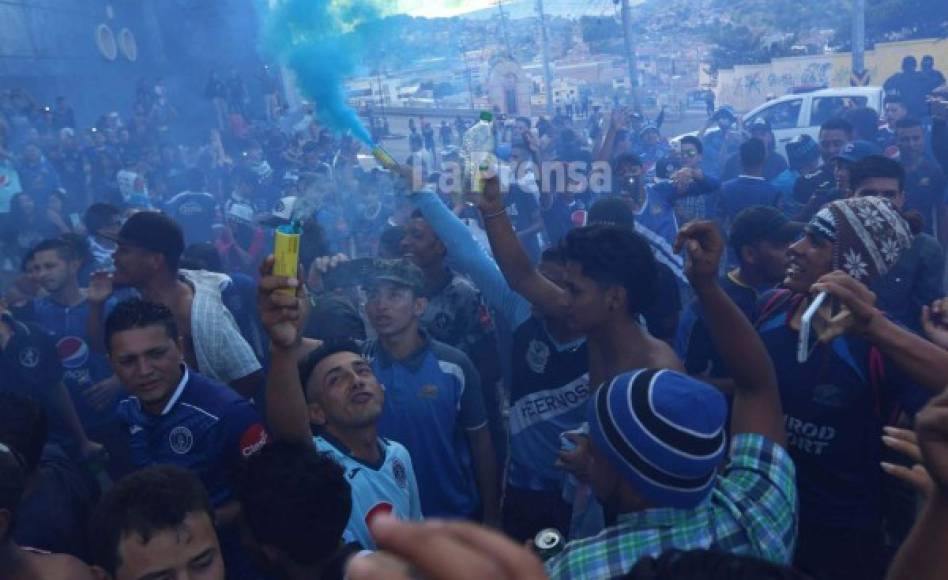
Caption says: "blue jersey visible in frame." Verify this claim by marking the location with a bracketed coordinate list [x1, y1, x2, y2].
[314, 434, 422, 549]
[366, 336, 487, 518]
[29, 297, 115, 428]
[116, 368, 267, 506]
[717, 176, 782, 226]
[507, 316, 589, 491]
[635, 183, 687, 288]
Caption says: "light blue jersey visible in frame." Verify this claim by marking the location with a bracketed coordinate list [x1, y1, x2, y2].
[314, 434, 422, 549]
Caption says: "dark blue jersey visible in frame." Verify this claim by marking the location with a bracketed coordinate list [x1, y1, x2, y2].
[756, 291, 926, 531]
[507, 316, 589, 491]
[0, 315, 62, 401]
[28, 297, 115, 428]
[116, 368, 267, 506]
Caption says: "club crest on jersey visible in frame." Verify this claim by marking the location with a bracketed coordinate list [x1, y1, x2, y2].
[419, 384, 439, 399]
[392, 457, 408, 490]
[526, 339, 550, 374]
[18, 347, 40, 369]
[169, 426, 194, 455]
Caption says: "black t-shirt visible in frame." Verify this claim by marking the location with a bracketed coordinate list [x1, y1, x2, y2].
[0, 316, 62, 402]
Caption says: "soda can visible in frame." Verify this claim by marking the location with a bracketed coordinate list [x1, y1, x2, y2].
[534, 528, 564, 561]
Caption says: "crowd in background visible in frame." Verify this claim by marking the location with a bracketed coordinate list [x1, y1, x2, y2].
[3, 57, 948, 580]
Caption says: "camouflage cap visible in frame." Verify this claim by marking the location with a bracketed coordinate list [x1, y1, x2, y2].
[369, 259, 426, 295]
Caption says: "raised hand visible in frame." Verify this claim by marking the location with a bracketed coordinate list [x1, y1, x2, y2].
[915, 389, 948, 496]
[882, 426, 935, 498]
[473, 173, 504, 214]
[809, 270, 880, 342]
[674, 221, 724, 290]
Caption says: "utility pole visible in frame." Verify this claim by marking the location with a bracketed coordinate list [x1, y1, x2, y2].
[457, 36, 476, 111]
[851, 0, 867, 84]
[619, 0, 640, 111]
[536, 0, 554, 114]
[497, 0, 513, 59]
[375, 68, 386, 123]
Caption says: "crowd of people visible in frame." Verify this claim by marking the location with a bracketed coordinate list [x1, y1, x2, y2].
[2, 63, 948, 580]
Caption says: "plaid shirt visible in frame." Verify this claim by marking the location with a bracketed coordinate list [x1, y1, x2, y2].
[546, 434, 797, 580]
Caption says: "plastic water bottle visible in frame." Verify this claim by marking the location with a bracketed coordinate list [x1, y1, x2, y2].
[461, 111, 495, 193]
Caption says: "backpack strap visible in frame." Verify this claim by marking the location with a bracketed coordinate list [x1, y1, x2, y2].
[754, 289, 794, 328]
[868, 345, 901, 425]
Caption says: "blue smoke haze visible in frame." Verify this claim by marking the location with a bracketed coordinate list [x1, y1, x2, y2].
[262, 0, 380, 146]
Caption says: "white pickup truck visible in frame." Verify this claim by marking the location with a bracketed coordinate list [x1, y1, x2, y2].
[674, 86, 885, 155]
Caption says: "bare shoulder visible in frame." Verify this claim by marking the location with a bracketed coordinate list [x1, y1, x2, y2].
[648, 336, 685, 372]
[28, 550, 101, 580]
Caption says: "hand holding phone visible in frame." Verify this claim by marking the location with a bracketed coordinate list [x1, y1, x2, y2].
[798, 291, 828, 363]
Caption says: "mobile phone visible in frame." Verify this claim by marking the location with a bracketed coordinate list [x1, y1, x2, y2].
[323, 258, 376, 291]
[798, 291, 828, 363]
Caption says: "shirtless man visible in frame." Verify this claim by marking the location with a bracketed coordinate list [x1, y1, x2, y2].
[87, 211, 262, 397]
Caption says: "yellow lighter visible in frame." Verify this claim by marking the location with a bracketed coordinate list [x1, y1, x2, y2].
[273, 224, 300, 294]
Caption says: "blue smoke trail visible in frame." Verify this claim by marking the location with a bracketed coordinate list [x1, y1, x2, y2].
[261, 0, 381, 146]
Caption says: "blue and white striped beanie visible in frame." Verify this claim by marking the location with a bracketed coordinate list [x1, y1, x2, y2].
[587, 369, 728, 509]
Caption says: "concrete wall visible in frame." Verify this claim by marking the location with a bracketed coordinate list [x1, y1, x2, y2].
[716, 38, 948, 112]
[1, 0, 163, 124]
[1, 0, 264, 137]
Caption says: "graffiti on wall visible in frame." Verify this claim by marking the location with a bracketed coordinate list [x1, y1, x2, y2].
[715, 38, 948, 112]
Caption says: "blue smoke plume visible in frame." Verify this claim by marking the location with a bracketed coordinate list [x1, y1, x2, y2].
[261, 0, 382, 146]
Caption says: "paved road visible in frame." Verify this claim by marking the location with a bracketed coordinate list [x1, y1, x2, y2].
[365, 107, 710, 163]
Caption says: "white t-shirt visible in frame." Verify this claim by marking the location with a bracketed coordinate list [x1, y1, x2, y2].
[314, 434, 423, 549]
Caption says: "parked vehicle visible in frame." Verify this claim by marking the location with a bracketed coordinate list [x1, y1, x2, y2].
[673, 86, 884, 157]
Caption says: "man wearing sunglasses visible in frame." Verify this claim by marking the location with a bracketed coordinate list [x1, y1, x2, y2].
[673, 135, 720, 224]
